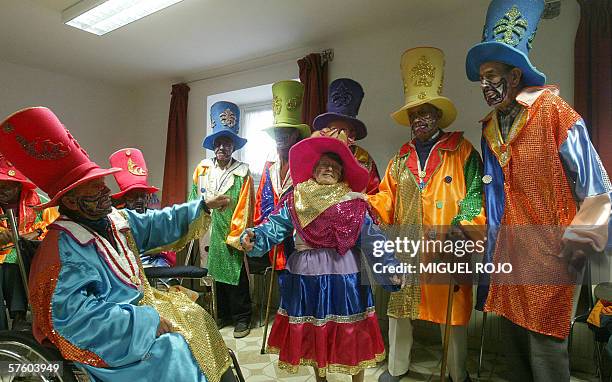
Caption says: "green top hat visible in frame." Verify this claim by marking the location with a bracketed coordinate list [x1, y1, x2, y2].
[264, 80, 311, 139]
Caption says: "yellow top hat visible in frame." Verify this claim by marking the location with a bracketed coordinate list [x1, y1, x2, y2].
[391, 47, 457, 128]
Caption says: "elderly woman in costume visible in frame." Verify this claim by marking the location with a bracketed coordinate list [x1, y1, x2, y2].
[189, 101, 254, 338]
[241, 135, 400, 382]
[109, 148, 176, 268]
[0, 107, 235, 382]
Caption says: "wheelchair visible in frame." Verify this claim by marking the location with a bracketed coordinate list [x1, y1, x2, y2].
[0, 209, 245, 382]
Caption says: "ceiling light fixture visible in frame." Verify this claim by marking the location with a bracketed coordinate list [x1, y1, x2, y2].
[63, 0, 185, 36]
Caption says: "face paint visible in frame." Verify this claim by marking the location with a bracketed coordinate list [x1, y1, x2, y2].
[481, 77, 508, 107]
[0, 181, 20, 205]
[76, 190, 112, 220]
[67, 179, 112, 220]
[124, 190, 150, 214]
[408, 104, 442, 141]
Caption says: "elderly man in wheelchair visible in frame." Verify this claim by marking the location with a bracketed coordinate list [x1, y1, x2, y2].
[0, 107, 244, 382]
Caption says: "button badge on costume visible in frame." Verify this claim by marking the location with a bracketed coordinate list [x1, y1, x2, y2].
[418, 170, 426, 179]
[482, 175, 492, 184]
[7, 170, 15, 177]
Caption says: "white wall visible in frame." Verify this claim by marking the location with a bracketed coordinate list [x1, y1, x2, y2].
[128, 0, 580, 197]
[327, 0, 579, 169]
[0, 59, 136, 193]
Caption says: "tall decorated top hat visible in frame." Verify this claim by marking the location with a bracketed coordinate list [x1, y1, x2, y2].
[264, 80, 311, 139]
[289, 136, 369, 193]
[312, 78, 367, 140]
[0, 154, 35, 189]
[391, 47, 457, 128]
[0, 107, 120, 209]
[203, 101, 247, 151]
[465, 0, 546, 87]
[108, 148, 159, 199]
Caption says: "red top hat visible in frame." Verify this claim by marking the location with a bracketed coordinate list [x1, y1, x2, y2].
[0, 154, 36, 189]
[289, 136, 369, 192]
[0, 107, 120, 209]
[108, 148, 159, 199]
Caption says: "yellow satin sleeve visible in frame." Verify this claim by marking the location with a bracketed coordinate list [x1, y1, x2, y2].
[226, 175, 255, 251]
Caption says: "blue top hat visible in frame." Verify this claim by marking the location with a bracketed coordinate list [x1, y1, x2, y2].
[312, 78, 368, 140]
[203, 101, 247, 151]
[466, 0, 546, 87]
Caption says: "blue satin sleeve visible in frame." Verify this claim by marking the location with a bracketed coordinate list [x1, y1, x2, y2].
[53, 234, 160, 367]
[476, 136, 506, 311]
[560, 119, 612, 201]
[357, 213, 401, 292]
[260, 167, 276, 219]
[125, 199, 206, 254]
[244, 201, 294, 258]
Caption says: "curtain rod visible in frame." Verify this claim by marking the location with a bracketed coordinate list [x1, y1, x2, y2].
[185, 48, 333, 85]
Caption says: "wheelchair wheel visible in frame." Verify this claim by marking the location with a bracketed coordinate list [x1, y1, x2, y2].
[0, 330, 89, 382]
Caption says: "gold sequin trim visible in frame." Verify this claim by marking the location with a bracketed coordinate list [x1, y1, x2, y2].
[132, 207, 211, 256]
[277, 307, 376, 326]
[385, 154, 423, 319]
[268, 346, 385, 377]
[409, 55, 435, 87]
[31, 264, 108, 367]
[293, 179, 351, 227]
[493, 5, 528, 47]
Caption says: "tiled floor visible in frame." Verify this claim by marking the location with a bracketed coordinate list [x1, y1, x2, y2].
[221, 324, 601, 381]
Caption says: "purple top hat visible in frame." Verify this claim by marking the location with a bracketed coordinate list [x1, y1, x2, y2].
[312, 78, 367, 140]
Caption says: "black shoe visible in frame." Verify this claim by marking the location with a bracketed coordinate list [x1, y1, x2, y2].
[378, 370, 402, 382]
[217, 318, 232, 330]
[233, 321, 250, 338]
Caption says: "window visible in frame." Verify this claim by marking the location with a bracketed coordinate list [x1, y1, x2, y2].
[238, 103, 276, 182]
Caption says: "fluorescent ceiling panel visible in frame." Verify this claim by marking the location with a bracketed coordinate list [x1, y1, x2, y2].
[63, 0, 185, 36]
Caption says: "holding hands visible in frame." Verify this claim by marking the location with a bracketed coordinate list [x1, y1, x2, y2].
[241, 230, 255, 252]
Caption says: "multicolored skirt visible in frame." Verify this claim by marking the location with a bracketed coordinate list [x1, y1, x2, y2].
[267, 248, 386, 377]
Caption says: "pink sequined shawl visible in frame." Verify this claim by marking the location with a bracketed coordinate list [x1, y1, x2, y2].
[276, 191, 367, 255]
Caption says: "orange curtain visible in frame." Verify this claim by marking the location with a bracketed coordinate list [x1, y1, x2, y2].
[161, 83, 190, 207]
[298, 53, 329, 127]
[574, 0, 611, 172]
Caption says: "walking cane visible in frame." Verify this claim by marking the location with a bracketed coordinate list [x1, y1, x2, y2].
[477, 311, 487, 378]
[260, 246, 279, 354]
[440, 277, 455, 382]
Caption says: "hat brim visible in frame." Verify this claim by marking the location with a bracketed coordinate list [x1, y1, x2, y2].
[391, 96, 457, 128]
[111, 184, 159, 199]
[312, 113, 367, 140]
[264, 124, 311, 140]
[465, 41, 546, 87]
[203, 130, 247, 151]
[0, 174, 36, 189]
[37, 167, 121, 210]
[288, 136, 369, 192]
